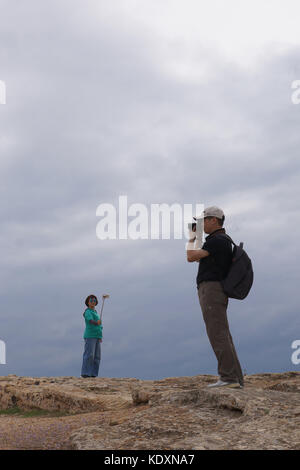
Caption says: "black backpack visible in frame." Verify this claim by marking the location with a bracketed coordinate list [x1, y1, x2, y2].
[217, 234, 254, 300]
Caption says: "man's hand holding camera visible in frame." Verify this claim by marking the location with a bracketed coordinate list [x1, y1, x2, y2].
[186, 219, 209, 262]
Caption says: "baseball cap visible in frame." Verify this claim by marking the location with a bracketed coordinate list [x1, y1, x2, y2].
[193, 206, 224, 220]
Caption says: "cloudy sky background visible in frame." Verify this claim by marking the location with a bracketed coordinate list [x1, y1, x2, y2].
[0, 0, 300, 378]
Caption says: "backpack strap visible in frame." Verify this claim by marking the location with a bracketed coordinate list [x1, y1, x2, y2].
[217, 233, 246, 252]
[214, 233, 237, 247]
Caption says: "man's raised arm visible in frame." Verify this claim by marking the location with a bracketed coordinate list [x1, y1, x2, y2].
[187, 248, 210, 262]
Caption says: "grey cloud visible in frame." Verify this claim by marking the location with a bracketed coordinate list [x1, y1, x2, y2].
[0, 1, 299, 379]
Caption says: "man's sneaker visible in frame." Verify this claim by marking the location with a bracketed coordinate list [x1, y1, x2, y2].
[207, 380, 243, 388]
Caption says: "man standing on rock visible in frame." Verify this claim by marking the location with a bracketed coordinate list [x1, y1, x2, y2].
[187, 206, 244, 388]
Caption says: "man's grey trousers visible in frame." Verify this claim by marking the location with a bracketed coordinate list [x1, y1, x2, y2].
[198, 281, 244, 386]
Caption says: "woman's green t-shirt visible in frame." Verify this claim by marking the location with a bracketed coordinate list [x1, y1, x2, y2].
[83, 308, 103, 339]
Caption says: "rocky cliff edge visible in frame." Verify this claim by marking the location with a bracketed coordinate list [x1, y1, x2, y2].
[0, 372, 299, 450]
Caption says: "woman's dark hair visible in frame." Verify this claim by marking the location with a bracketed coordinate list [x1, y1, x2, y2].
[85, 294, 98, 307]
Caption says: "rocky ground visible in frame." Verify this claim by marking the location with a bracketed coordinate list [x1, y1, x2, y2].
[0, 372, 299, 450]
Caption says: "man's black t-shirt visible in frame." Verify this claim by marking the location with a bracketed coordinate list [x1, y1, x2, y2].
[196, 229, 233, 287]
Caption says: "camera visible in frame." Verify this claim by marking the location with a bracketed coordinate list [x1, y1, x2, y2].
[187, 218, 204, 249]
[188, 217, 200, 232]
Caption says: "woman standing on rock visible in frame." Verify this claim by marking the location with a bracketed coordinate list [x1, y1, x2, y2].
[81, 294, 102, 378]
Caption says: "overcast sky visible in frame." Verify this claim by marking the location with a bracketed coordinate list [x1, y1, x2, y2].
[0, 0, 300, 379]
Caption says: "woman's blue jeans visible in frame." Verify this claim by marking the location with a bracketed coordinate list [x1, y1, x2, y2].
[81, 338, 101, 377]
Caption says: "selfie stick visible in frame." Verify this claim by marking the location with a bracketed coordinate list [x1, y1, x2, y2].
[100, 294, 110, 321]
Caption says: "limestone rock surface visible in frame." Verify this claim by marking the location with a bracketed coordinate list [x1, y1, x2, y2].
[0, 372, 299, 450]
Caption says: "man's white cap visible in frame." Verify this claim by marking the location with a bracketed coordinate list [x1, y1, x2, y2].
[203, 206, 224, 219]
[193, 206, 225, 220]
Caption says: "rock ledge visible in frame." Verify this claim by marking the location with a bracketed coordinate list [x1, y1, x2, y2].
[0, 372, 299, 450]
